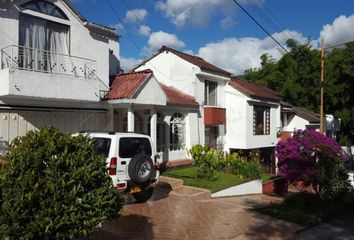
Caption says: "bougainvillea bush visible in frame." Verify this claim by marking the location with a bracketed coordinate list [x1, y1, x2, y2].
[276, 129, 351, 200]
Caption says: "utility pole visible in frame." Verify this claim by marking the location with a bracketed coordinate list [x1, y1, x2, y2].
[320, 38, 325, 134]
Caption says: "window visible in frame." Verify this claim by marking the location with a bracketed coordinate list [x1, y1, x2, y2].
[205, 126, 218, 148]
[170, 113, 185, 151]
[92, 138, 111, 158]
[21, 0, 69, 20]
[18, 14, 70, 71]
[119, 137, 152, 158]
[253, 106, 270, 135]
[204, 80, 217, 106]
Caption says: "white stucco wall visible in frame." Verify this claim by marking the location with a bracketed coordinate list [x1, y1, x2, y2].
[134, 76, 167, 106]
[225, 85, 280, 150]
[283, 115, 310, 132]
[0, 68, 101, 101]
[225, 85, 248, 149]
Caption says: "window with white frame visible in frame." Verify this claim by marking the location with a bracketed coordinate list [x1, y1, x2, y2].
[253, 106, 270, 135]
[204, 80, 217, 106]
[169, 113, 185, 151]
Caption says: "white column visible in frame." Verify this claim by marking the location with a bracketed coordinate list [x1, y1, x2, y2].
[127, 105, 135, 132]
[150, 108, 157, 149]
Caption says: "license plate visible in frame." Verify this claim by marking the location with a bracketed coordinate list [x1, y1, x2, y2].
[130, 186, 141, 193]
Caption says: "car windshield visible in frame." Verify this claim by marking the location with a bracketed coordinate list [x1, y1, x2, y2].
[93, 138, 111, 157]
[119, 137, 152, 158]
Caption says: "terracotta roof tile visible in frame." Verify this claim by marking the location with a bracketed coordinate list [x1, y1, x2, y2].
[107, 69, 152, 100]
[229, 77, 282, 102]
[159, 83, 198, 106]
[160, 46, 232, 77]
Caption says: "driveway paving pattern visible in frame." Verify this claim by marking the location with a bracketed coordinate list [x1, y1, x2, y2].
[93, 181, 302, 240]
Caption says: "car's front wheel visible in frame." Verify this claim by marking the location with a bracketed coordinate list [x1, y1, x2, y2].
[132, 187, 154, 203]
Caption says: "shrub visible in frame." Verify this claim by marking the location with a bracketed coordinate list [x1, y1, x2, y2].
[0, 127, 122, 239]
[276, 129, 351, 200]
[190, 145, 262, 180]
[190, 144, 218, 179]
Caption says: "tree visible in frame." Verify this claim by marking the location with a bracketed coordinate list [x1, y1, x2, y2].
[245, 40, 354, 145]
[276, 130, 351, 200]
[0, 127, 123, 239]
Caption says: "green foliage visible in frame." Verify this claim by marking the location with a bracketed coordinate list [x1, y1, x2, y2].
[0, 127, 122, 239]
[245, 41, 354, 145]
[189, 145, 262, 180]
[257, 192, 354, 226]
[189, 145, 218, 180]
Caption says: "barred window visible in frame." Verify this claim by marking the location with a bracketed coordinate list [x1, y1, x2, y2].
[253, 106, 270, 135]
[156, 113, 166, 152]
[170, 113, 185, 151]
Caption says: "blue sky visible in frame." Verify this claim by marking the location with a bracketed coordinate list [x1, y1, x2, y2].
[71, 0, 354, 74]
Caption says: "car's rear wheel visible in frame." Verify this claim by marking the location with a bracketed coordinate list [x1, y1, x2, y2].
[133, 187, 154, 203]
[128, 154, 154, 183]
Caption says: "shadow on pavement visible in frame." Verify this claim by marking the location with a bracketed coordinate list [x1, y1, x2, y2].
[92, 214, 154, 240]
[243, 209, 300, 240]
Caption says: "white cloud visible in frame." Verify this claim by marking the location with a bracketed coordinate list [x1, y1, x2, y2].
[198, 30, 307, 75]
[155, 0, 236, 27]
[120, 56, 142, 72]
[125, 9, 148, 23]
[319, 14, 354, 47]
[155, 0, 265, 27]
[138, 25, 151, 37]
[220, 16, 235, 29]
[142, 31, 185, 56]
[111, 22, 124, 34]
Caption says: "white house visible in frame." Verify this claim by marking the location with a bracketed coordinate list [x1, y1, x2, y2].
[105, 69, 200, 162]
[224, 77, 282, 173]
[0, 0, 120, 154]
[134, 46, 231, 153]
[279, 101, 320, 141]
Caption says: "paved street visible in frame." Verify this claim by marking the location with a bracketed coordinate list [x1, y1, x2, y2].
[92, 180, 302, 240]
[298, 212, 354, 240]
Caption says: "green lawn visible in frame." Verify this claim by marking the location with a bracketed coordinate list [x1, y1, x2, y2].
[162, 166, 249, 192]
[255, 192, 354, 226]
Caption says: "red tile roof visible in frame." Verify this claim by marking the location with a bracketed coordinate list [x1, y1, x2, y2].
[161, 46, 232, 77]
[159, 83, 198, 106]
[107, 69, 152, 100]
[229, 77, 282, 102]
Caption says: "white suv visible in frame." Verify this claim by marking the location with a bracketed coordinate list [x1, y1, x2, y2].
[81, 132, 160, 203]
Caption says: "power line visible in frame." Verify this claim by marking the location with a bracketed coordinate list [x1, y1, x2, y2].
[246, 2, 290, 44]
[231, 0, 289, 53]
[261, 3, 299, 41]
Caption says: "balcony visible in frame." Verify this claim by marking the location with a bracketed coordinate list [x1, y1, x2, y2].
[0, 45, 108, 102]
[204, 106, 226, 125]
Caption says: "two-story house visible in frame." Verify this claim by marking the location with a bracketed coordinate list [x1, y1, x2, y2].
[225, 77, 282, 173]
[0, 0, 120, 154]
[131, 46, 231, 161]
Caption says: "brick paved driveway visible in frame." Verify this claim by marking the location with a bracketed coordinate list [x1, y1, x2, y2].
[92, 182, 302, 240]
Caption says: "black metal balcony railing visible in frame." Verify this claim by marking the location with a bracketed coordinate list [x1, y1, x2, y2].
[1, 45, 97, 79]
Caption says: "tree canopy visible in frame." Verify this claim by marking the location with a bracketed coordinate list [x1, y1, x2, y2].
[244, 40, 354, 145]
